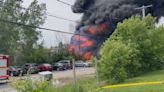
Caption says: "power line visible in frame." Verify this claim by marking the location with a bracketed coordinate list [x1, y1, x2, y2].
[0, 19, 74, 35]
[0, 18, 108, 39]
[55, 0, 91, 13]
[56, 0, 73, 6]
[0, 1, 78, 23]
[46, 12, 79, 23]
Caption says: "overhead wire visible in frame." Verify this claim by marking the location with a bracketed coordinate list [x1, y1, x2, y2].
[0, 18, 109, 40]
[56, 0, 73, 6]
[0, 18, 74, 35]
[0, 1, 109, 39]
[46, 12, 79, 23]
[0, 0, 78, 23]
[55, 0, 92, 13]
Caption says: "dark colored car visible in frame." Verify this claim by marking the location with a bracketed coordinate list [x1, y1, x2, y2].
[22, 63, 39, 74]
[9, 66, 22, 76]
[58, 60, 73, 69]
[38, 64, 53, 72]
[53, 63, 66, 71]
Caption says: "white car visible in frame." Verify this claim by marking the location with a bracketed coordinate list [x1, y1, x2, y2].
[75, 61, 92, 67]
[83, 62, 93, 67]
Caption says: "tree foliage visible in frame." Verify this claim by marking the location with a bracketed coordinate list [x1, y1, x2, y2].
[0, 0, 46, 64]
[48, 42, 73, 64]
[99, 15, 164, 84]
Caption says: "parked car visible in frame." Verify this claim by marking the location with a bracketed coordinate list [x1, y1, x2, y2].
[75, 61, 85, 67]
[53, 63, 66, 71]
[22, 63, 39, 74]
[9, 66, 22, 76]
[58, 60, 73, 69]
[75, 61, 93, 67]
[83, 62, 93, 67]
[38, 64, 53, 72]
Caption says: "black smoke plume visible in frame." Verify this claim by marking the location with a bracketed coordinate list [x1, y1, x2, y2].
[69, 0, 164, 60]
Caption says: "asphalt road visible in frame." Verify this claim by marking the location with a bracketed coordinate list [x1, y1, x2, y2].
[0, 67, 95, 92]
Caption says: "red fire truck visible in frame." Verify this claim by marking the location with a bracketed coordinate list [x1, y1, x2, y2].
[0, 55, 10, 82]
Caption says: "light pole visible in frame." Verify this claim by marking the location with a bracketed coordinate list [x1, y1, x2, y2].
[135, 5, 153, 19]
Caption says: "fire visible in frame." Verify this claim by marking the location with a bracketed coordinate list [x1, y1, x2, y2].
[80, 40, 95, 48]
[69, 23, 108, 60]
[87, 23, 108, 35]
[88, 27, 97, 35]
[83, 52, 92, 60]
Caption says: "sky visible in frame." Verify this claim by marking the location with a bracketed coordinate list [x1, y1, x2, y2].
[23, 0, 164, 48]
[23, 0, 82, 48]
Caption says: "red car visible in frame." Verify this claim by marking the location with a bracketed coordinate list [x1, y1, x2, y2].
[38, 64, 53, 72]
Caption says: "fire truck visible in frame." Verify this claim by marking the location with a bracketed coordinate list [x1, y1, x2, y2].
[0, 55, 10, 82]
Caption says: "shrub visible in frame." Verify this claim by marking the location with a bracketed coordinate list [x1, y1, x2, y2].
[99, 41, 141, 84]
[13, 78, 56, 92]
[13, 77, 87, 92]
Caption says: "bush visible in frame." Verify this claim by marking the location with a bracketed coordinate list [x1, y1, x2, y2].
[99, 41, 141, 84]
[13, 78, 56, 92]
[13, 77, 88, 92]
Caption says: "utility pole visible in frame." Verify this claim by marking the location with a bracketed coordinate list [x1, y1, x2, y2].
[72, 58, 77, 92]
[135, 5, 153, 19]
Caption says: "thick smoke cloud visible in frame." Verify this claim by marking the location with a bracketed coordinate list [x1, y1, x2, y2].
[69, 0, 164, 60]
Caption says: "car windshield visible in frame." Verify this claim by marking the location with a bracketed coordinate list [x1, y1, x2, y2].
[76, 61, 84, 63]
[55, 63, 62, 66]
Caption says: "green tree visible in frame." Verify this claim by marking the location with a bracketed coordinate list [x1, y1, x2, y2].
[49, 42, 73, 64]
[99, 15, 164, 84]
[99, 41, 141, 84]
[0, 0, 46, 64]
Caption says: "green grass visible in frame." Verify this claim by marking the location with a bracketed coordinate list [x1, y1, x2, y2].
[55, 70, 164, 92]
[100, 70, 164, 92]
[14, 70, 164, 92]
[61, 70, 164, 92]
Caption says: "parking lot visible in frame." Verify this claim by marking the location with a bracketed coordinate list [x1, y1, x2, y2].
[0, 67, 95, 92]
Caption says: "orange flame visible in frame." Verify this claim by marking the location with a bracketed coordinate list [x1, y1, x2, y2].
[83, 52, 92, 60]
[88, 27, 97, 34]
[80, 40, 94, 47]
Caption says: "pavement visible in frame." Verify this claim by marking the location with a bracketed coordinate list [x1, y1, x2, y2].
[0, 67, 95, 92]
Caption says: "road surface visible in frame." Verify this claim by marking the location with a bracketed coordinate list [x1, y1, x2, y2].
[0, 67, 95, 92]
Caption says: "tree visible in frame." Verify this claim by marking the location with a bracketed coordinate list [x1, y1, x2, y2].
[48, 42, 73, 64]
[99, 15, 164, 84]
[0, 0, 46, 64]
[99, 41, 141, 84]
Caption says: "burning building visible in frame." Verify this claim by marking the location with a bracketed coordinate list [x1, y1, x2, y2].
[69, 0, 164, 60]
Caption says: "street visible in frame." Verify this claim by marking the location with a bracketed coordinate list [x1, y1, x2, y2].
[0, 67, 95, 92]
